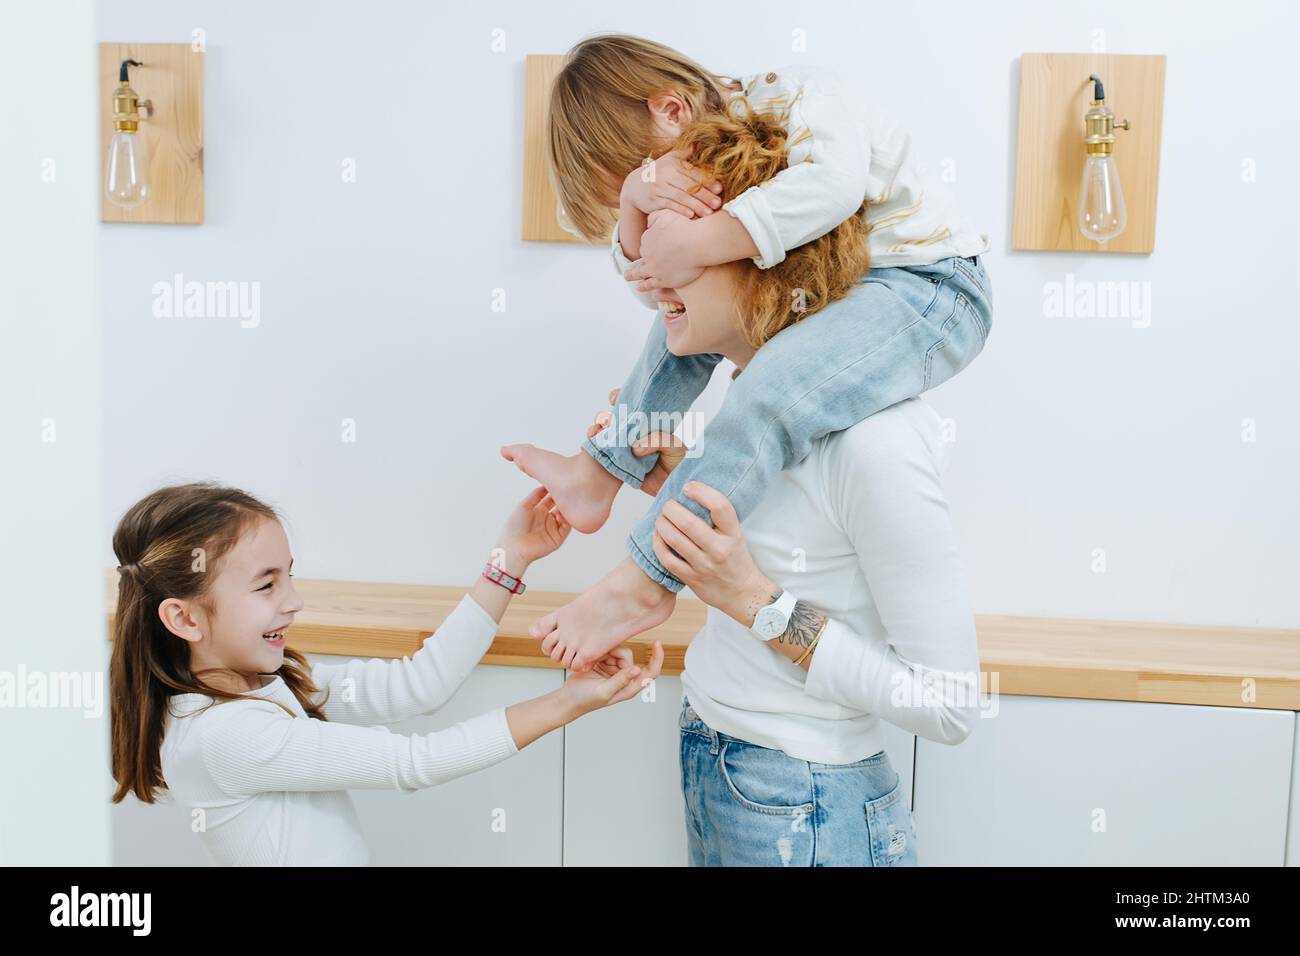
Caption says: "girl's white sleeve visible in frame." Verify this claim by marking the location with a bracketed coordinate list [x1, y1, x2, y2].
[309, 594, 499, 726]
[610, 220, 661, 311]
[800, 404, 982, 745]
[196, 701, 519, 796]
[723, 69, 872, 270]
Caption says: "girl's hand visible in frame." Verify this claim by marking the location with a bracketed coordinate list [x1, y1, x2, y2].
[561, 641, 665, 715]
[620, 147, 723, 220]
[650, 482, 776, 627]
[586, 387, 689, 497]
[496, 487, 572, 568]
[624, 208, 706, 292]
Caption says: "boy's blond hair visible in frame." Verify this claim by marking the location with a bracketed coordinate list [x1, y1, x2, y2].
[549, 33, 735, 243]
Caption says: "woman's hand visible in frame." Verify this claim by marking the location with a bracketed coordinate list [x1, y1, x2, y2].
[560, 641, 665, 716]
[620, 147, 722, 220]
[650, 481, 777, 627]
[586, 387, 689, 497]
[495, 486, 571, 571]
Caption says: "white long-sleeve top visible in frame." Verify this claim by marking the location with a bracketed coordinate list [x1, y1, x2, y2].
[680, 397, 982, 764]
[159, 594, 518, 866]
[608, 63, 990, 311]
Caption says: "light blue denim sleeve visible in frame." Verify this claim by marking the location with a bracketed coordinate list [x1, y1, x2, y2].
[622, 256, 993, 592]
[582, 316, 722, 487]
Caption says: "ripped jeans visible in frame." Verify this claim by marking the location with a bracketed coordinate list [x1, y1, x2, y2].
[678, 697, 920, 867]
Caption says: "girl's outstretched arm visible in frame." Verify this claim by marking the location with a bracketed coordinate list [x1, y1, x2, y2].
[312, 488, 570, 725]
[197, 644, 663, 796]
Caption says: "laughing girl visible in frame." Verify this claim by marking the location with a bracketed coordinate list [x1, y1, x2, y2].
[109, 482, 661, 865]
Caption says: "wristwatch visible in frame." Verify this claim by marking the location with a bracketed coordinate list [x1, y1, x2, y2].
[750, 588, 797, 641]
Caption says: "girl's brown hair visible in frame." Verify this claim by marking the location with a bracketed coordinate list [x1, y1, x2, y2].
[109, 482, 328, 805]
[549, 33, 736, 242]
[670, 98, 872, 348]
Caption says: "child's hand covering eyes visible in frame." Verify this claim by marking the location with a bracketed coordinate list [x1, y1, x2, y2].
[625, 208, 706, 292]
[619, 146, 722, 220]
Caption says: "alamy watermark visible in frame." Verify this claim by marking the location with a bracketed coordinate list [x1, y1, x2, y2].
[0, 666, 103, 718]
[1043, 273, 1151, 328]
[152, 273, 261, 328]
[590, 403, 706, 458]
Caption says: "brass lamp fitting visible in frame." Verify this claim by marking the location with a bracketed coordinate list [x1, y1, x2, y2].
[112, 59, 152, 133]
[1084, 73, 1131, 155]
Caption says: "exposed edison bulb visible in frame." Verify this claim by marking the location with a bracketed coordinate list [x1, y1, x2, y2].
[1078, 153, 1126, 244]
[105, 129, 150, 208]
[106, 60, 152, 209]
[1078, 75, 1131, 245]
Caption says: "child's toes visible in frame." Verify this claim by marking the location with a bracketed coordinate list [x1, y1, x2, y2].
[529, 611, 558, 639]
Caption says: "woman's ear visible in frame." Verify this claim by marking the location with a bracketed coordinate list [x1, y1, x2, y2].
[158, 598, 204, 644]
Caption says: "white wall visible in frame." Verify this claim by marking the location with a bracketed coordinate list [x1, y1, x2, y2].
[1, 0, 108, 864]
[97, 0, 1299, 635]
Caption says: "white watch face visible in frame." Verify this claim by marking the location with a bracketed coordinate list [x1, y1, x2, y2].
[754, 607, 787, 639]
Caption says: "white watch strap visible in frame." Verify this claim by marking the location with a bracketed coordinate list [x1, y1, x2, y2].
[751, 588, 797, 640]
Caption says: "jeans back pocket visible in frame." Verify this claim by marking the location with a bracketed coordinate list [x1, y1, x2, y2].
[864, 772, 919, 866]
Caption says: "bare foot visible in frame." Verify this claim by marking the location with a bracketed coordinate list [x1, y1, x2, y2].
[531, 557, 676, 672]
[500, 443, 621, 533]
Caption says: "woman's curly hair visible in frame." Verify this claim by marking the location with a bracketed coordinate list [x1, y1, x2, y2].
[668, 97, 872, 348]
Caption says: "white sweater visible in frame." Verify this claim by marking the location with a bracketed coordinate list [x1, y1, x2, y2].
[159, 594, 518, 866]
[609, 63, 991, 310]
[681, 398, 982, 764]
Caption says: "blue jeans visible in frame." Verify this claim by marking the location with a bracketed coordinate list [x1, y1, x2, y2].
[585, 255, 993, 590]
[678, 698, 919, 866]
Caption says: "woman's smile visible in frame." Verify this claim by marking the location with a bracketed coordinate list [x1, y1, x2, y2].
[663, 302, 687, 329]
[657, 292, 690, 340]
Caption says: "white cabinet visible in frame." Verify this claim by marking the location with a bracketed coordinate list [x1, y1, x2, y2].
[112, 789, 215, 866]
[345, 662, 564, 866]
[562, 676, 689, 866]
[111, 668, 1299, 867]
[1287, 712, 1300, 866]
[913, 695, 1295, 866]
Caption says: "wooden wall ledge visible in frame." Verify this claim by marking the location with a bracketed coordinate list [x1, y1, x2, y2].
[104, 573, 1300, 711]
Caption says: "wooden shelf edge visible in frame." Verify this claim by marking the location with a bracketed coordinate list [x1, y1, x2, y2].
[104, 573, 1300, 708]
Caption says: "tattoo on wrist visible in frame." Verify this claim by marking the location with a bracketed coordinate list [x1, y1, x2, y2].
[776, 600, 826, 650]
[744, 586, 784, 625]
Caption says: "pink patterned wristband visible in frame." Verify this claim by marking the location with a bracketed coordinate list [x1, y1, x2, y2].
[483, 562, 526, 595]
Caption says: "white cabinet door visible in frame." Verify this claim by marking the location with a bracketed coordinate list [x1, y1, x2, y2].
[1287, 712, 1299, 866]
[913, 695, 1294, 866]
[562, 677, 917, 866]
[346, 662, 564, 866]
[112, 791, 215, 866]
[563, 676, 689, 866]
